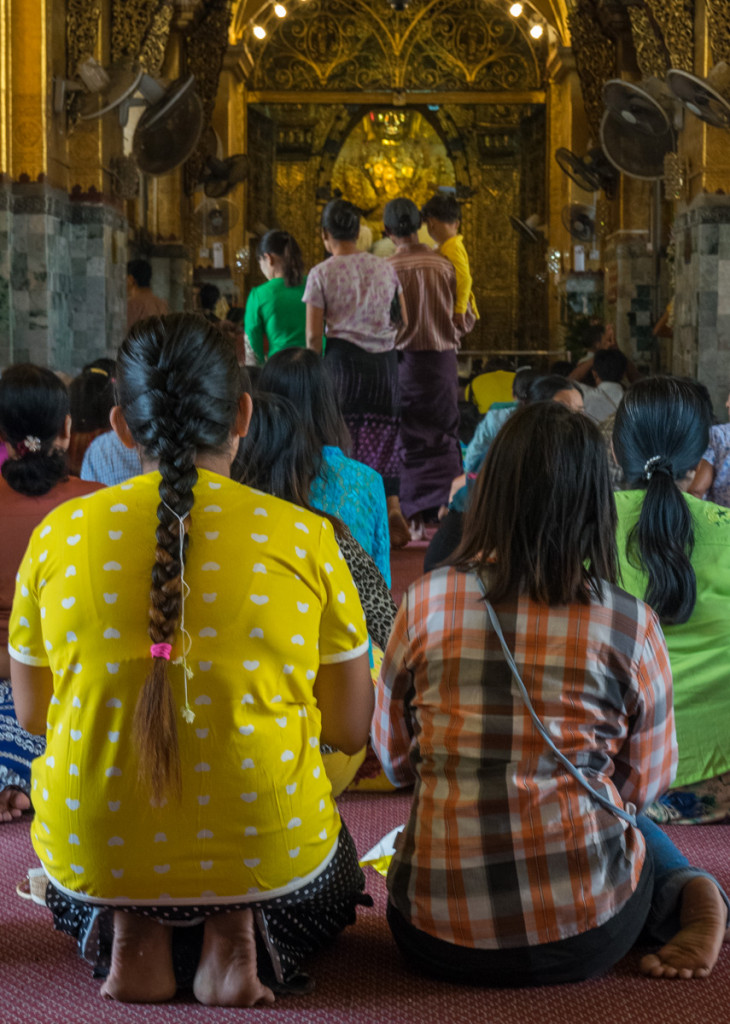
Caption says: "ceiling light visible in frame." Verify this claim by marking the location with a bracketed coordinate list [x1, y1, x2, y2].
[529, 22, 544, 38]
[253, 23, 266, 38]
[509, 3, 523, 16]
[274, 3, 287, 16]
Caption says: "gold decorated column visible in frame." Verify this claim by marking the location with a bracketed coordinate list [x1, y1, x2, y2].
[8, 0, 47, 180]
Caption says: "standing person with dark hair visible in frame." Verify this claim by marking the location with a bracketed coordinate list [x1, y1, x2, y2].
[374, 401, 729, 986]
[199, 283, 222, 322]
[9, 314, 373, 1005]
[258, 346, 391, 585]
[580, 348, 627, 423]
[385, 197, 463, 535]
[613, 376, 730, 824]
[126, 258, 169, 331]
[304, 198, 410, 547]
[421, 192, 478, 334]
[0, 365, 102, 821]
[244, 229, 308, 363]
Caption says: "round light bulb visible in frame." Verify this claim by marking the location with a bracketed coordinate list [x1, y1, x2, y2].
[253, 23, 266, 38]
[509, 2, 523, 16]
[529, 22, 544, 38]
[274, 3, 287, 16]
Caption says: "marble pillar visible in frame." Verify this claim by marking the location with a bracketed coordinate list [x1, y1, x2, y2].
[672, 194, 730, 418]
[603, 230, 655, 366]
[0, 181, 127, 371]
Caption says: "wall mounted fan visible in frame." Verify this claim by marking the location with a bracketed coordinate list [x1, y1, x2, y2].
[561, 204, 595, 243]
[201, 154, 250, 198]
[133, 75, 204, 176]
[509, 214, 544, 243]
[555, 148, 617, 197]
[600, 80, 676, 180]
[77, 64, 168, 125]
[667, 63, 730, 130]
[194, 199, 239, 237]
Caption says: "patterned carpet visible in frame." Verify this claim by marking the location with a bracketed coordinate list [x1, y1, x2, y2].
[2, 796, 730, 1024]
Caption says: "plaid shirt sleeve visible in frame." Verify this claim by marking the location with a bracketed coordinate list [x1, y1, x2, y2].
[372, 594, 417, 787]
[611, 605, 677, 810]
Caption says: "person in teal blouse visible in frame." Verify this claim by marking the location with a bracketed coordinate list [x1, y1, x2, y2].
[244, 230, 307, 364]
[613, 376, 730, 824]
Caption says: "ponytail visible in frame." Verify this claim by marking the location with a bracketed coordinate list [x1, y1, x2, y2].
[613, 376, 711, 625]
[0, 364, 70, 497]
[257, 229, 304, 287]
[627, 467, 696, 624]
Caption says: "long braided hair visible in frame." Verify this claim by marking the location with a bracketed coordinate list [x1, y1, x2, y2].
[115, 314, 243, 800]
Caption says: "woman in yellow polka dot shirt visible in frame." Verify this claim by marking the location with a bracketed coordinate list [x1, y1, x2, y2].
[9, 314, 373, 1006]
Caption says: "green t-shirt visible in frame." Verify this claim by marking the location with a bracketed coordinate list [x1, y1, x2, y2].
[244, 276, 307, 364]
[615, 489, 730, 787]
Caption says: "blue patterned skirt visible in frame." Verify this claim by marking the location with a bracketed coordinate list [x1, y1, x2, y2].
[0, 680, 45, 793]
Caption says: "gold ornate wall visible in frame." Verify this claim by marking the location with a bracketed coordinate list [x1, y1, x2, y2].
[249, 0, 541, 93]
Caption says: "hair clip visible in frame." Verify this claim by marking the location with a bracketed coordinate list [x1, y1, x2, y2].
[643, 455, 664, 481]
[16, 435, 41, 457]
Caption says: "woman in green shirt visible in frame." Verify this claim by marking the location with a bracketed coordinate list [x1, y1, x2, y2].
[244, 230, 307, 363]
[613, 376, 730, 824]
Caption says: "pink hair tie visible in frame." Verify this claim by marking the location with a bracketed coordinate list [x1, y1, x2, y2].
[150, 643, 172, 660]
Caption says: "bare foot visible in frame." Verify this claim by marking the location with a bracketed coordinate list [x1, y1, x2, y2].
[100, 911, 176, 1002]
[389, 510, 411, 549]
[640, 876, 728, 979]
[193, 909, 275, 1007]
[0, 787, 31, 822]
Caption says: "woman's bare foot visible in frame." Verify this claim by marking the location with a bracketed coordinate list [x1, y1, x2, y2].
[640, 876, 728, 979]
[0, 787, 31, 822]
[193, 909, 275, 1007]
[100, 911, 176, 1002]
[387, 496, 411, 549]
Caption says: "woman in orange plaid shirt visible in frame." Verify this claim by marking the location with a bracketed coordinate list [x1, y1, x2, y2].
[374, 402, 728, 985]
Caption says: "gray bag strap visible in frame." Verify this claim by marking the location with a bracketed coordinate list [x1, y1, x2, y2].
[474, 574, 637, 827]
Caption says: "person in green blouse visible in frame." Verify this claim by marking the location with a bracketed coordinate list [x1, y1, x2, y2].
[244, 230, 307, 364]
[613, 376, 730, 824]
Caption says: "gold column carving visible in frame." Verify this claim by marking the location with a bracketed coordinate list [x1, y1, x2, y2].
[9, 0, 47, 180]
[567, 1, 615, 142]
[111, 0, 160, 62]
[66, 0, 102, 76]
[644, 0, 694, 72]
[183, 0, 235, 194]
[706, 0, 730, 65]
[627, 6, 669, 80]
[139, 0, 175, 76]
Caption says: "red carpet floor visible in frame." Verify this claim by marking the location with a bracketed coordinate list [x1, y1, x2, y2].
[2, 796, 730, 1024]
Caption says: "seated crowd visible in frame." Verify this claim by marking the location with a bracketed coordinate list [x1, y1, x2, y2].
[2, 225, 730, 1004]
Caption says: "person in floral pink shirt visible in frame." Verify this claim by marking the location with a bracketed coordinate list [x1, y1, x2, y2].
[304, 199, 410, 547]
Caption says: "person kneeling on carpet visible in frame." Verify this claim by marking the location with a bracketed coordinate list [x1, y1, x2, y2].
[373, 401, 729, 985]
[9, 314, 374, 1006]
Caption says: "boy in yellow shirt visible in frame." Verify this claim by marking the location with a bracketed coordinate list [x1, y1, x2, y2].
[421, 192, 479, 333]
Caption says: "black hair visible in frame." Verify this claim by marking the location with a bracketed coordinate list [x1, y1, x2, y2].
[258, 347, 351, 454]
[453, 402, 617, 605]
[525, 374, 580, 404]
[421, 193, 461, 224]
[612, 376, 711, 624]
[199, 283, 221, 312]
[232, 391, 317, 507]
[579, 322, 605, 351]
[257, 230, 304, 287]
[550, 359, 574, 376]
[0, 364, 69, 496]
[69, 357, 116, 433]
[593, 349, 627, 383]
[127, 258, 152, 288]
[383, 198, 421, 238]
[321, 198, 360, 242]
[115, 313, 243, 800]
[512, 368, 540, 404]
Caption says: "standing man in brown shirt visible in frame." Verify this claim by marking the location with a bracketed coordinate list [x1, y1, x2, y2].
[126, 258, 169, 332]
[386, 198, 463, 537]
